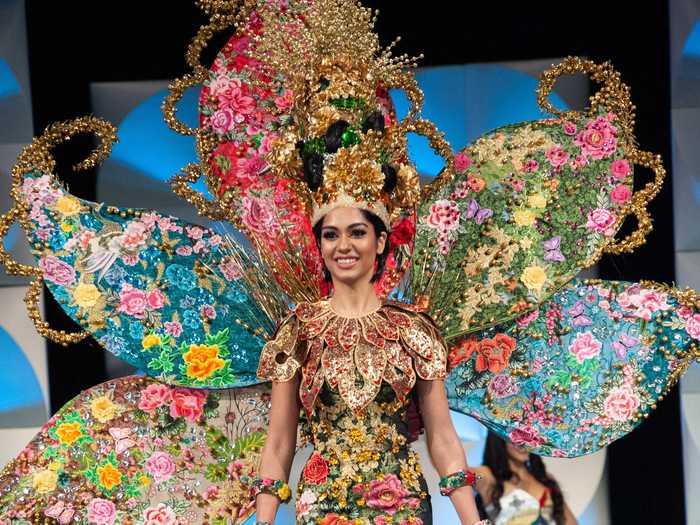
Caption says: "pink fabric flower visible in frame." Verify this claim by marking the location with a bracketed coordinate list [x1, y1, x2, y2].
[274, 90, 294, 111]
[562, 121, 577, 135]
[522, 159, 539, 172]
[685, 314, 700, 340]
[454, 152, 472, 172]
[515, 309, 539, 328]
[87, 498, 116, 525]
[241, 196, 278, 234]
[610, 159, 631, 179]
[568, 331, 602, 363]
[296, 489, 318, 518]
[138, 383, 172, 414]
[142, 503, 177, 525]
[610, 185, 632, 204]
[39, 256, 76, 286]
[145, 452, 176, 484]
[164, 321, 183, 338]
[425, 200, 460, 233]
[200, 304, 217, 320]
[508, 425, 546, 448]
[185, 226, 205, 240]
[120, 222, 149, 250]
[146, 289, 166, 310]
[210, 108, 236, 135]
[603, 386, 640, 422]
[585, 208, 617, 236]
[616, 285, 671, 321]
[175, 245, 193, 257]
[488, 375, 519, 399]
[357, 474, 419, 515]
[117, 284, 148, 318]
[545, 146, 570, 167]
[219, 257, 242, 281]
[169, 388, 207, 422]
[575, 117, 618, 159]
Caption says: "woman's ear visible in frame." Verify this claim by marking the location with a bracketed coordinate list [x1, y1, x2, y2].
[376, 231, 387, 254]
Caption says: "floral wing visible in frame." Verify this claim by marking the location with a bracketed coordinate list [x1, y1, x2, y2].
[410, 58, 665, 340]
[444, 279, 700, 457]
[0, 376, 279, 524]
[0, 117, 286, 388]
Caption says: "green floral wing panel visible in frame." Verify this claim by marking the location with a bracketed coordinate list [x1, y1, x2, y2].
[0, 376, 273, 524]
[445, 279, 700, 457]
[6, 143, 279, 389]
[412, 58, 665, 340]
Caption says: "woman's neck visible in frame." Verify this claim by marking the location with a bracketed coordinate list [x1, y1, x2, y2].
[329, 279, 381, 317]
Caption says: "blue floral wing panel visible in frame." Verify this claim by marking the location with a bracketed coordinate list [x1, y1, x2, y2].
[445, 279, 700, 457]
[0, 376, 273, 524]
[17, 168, 274, 388]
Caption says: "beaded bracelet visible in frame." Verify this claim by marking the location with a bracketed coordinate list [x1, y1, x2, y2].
[249, 476, 292, 503]
[438, 468, 480, 496]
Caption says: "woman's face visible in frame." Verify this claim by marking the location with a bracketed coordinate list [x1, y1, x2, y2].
[505, 442, 530, 464]
[320, 207, 386, 287]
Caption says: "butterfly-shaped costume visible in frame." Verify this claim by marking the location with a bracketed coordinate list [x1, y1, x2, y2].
[0, 0, 699, 523]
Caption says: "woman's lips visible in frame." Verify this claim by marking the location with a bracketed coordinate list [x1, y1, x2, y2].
[334, 256, 359, 269]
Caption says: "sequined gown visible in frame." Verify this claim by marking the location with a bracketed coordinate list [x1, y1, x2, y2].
[257, 300, 448, 524]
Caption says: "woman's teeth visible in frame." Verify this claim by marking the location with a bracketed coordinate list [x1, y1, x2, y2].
[336, 257, 358, 267]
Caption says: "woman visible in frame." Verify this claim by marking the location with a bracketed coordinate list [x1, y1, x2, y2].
[253, 205, 486, 524]
[473, 433, 577, 525]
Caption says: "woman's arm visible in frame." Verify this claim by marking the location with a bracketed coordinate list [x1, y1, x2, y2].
[254, 376, 301, 523]
[416, 379, 482, 525]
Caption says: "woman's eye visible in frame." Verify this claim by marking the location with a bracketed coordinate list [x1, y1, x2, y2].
[350, 229, 367, 238]
[322, 231, 338, 240]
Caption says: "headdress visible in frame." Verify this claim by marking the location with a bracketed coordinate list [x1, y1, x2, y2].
[166, 0, 453, 300]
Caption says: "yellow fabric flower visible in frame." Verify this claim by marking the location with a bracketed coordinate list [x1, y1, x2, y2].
[521, 265, 547, 291]
[520, 237, 533, 250]
[142, 334, 162, 349]
[54, 195, 81, 216]
[183, 344, 225, 381]
[528, 193, 548, 209]
[277, 484, 291, 501]
[60, 222, 73, 233]
[97, 462, 122, 490]
[73, 282, 101, 309]
[55, 422, 83, 445]
[32, 469, 58, 494]
[513, 209, 536, 227]
[140, 475, 151, 486]
[90, 396, 119, 423]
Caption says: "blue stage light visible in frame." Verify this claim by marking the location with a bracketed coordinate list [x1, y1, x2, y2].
[0, 58, 21, 99]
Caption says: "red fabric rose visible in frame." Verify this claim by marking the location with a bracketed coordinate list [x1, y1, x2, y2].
[303, 452, 329, 485]
[389, 219, 416, 246]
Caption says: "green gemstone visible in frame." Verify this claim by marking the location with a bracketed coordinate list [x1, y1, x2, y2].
[341, 128, 360, 147]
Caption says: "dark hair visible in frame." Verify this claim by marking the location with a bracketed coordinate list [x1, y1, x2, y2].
[479, 432, 565, 524]
[312, 209, 390, 283]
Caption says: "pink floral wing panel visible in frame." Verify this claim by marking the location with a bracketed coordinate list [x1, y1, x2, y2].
[0, 377, 273, 524]
[445, 279, 700, 457]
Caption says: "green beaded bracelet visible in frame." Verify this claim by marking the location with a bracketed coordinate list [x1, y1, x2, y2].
[438, 468, 480, 496]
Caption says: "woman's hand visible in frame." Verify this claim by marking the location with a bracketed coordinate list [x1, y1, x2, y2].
[255, 376, 301, 523]
[417, 379, 482, 525]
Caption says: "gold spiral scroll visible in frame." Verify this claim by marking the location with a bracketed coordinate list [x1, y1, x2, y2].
[537, 56, 637, 149]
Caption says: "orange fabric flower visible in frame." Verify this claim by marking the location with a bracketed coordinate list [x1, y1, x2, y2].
[183, 344, 225, 381]
[303, 452, 330, 485]
[448, 338, 479, 369]
[475, 334, 516, 373]
[55, 422, 82, 446]
[97, 463, 122, 491]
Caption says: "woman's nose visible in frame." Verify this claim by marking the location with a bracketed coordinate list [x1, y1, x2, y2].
[338, 234, 351, 251]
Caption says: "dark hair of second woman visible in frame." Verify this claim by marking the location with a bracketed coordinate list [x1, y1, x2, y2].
[479, 432, 565, 524]
[312, 209, 390, 283]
